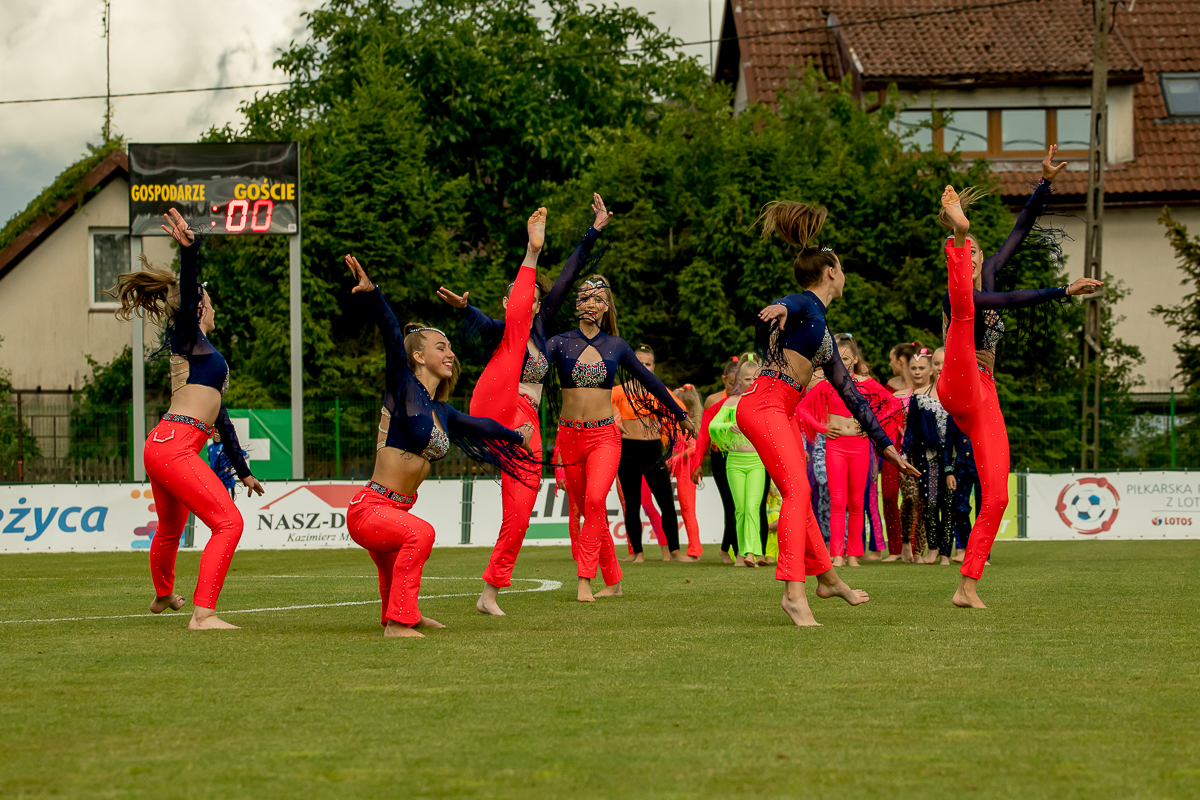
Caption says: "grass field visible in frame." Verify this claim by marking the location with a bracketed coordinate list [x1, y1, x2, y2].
[2, 541, 1199, 799]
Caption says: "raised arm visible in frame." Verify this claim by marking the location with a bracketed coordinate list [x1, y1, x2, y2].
[980, 147, 1066, 290]
[540, 194, 612, 326]
[345, 255, 407, 361]
[160, 209, 202, 352]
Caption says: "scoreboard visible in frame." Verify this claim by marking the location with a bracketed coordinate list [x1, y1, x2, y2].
[128, 142, 299, 236]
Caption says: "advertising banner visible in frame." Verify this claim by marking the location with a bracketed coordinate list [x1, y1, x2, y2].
[1026, 471, 1200, 540]
[0, 477, 729, 554]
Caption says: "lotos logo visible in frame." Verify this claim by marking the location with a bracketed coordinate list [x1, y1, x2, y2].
[1151, 516, 1192, 526]
[1055, 477, 1120, 535]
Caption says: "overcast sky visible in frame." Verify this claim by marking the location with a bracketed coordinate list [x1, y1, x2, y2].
[0, 0, 721, 226]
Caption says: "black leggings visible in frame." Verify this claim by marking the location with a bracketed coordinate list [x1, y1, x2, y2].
[618, 438, 680, 554]
[710, 449, 738, 555]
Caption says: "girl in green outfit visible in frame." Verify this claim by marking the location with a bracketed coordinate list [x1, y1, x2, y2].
[710, 355, 768, 568]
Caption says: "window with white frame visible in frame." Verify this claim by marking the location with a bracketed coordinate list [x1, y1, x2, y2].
[1160, 73, 1200, 118]
[89, 229, 130, 307]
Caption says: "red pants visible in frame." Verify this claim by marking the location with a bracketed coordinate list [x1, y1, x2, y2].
[937, 242, 1009, 581]
[557, 421, 623, 585]
[143, 418, 244, 609]
[826, 434, 870, 558]
[471, 265, 540, 588]
[735, 376, 833, 582]
[881, 461, 902, 555]
[672, 460, 703, 558]
[347, 487, 435, 626]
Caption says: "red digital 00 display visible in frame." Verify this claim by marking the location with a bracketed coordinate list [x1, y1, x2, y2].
[128, 143, 299, 237]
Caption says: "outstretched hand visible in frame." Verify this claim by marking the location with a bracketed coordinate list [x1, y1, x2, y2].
[436, 286, 469, 308]
[592, 193, 614, 231]
[758, 302, 788, 331]
[160, 208, 195, 246]
[1042, 144, 1068, 182]
[344, 255, 375, 293]
[242, 476, 265, 497]
[1066, 277, 1104, 297]
[884, 446, 921, 478]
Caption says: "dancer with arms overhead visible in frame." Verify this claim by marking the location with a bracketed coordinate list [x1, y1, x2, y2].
[438, 196, 612, 615]
[344, 256, 536, 637]
[109, 209, 263, 630]
[938, 145, 1101, 608]
[546, 275, 696, 602]
[739, 201, 919, 626]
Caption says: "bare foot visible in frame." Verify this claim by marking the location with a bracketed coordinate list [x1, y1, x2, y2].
[721, 549, 734, 564]
[619, 553, 645, 563]
[781, 582, 821, 627]
[745, 557, 760, 568]
[901, 544, 914, 563]
[476, 583, 506, 616]
[527, 207, 547, 252]
[941, 185, 970, 236]
[882, 554, 902, 562]
[831, 556, 845, 567]
[150, 593, 186, 614]
[923, 549, 940, 564]
[847, 556, 860, 567]
[660, 546, 672, 562]
[595, 582, 623, 598]
[733, 555, 749, 567]
[384, 620, 425, 638]
[764, 557, 777, 566]
[578, 577, 596, 602]
[939, 556, 951, 566]
[671, 551, 697, 562]
[952, 576, 987, 609]
[188, 607, 239, 630]
[756, 557, 770, 567]
[414, 616, 445, 629]
[951, 554, 965, 564]
[814, 570, 870, 606]
[862, 552, 881, 562]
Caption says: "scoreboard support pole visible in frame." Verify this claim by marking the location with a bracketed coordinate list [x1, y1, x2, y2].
[131, 236, 147, 482]
[290, 231, 304, 479]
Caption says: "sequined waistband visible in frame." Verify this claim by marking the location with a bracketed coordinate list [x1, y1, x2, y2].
[558, 416, 615, 430]
[757, 369, 801, 393]
[160, 414, 214, 436]
[367, 481, 416, 505]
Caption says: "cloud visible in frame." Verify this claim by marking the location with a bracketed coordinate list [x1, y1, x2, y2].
[0, 0, 721, 226]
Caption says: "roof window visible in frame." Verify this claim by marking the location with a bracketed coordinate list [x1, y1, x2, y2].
[1161, 73, 1200, 117]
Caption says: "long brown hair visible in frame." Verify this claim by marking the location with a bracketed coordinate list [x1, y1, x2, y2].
[757, 201, 840, 289]
[105, 255, 181, 325]
[578, 274, 619, 336]
[403, 323, 460, 402]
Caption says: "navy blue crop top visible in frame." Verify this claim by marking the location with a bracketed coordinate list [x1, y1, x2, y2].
[755, 291, 895, 454]
[458, 226, 602, 387]
[159, 236, 249, 479]
[361, 281, 540, 485]
[544, 328, 687, 420]
[940, 179, 1068, 354]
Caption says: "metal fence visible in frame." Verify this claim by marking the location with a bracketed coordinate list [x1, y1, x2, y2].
[1, 391, 1196, 483]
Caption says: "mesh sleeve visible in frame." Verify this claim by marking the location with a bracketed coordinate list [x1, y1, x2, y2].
[457, 303, 505, 359]
[981, 178, 1052, 291]
[541, 226, 602, 327]
[974, 285, 1068, 310]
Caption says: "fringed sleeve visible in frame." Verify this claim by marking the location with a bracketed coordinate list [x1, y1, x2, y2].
[457, 303, 505, 361]
[616, 343, 688, 463]
[443, 405, 545, 489]
[707, 404, 743, 451]
[213, 404, 252, 480]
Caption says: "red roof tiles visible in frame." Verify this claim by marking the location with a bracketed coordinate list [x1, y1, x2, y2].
[723, 0, 1200, 201]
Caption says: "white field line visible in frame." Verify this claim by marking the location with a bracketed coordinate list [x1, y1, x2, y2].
[0, 578, 563, 625]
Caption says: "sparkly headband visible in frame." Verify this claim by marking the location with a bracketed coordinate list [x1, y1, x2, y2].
[409, 327, 447, 337]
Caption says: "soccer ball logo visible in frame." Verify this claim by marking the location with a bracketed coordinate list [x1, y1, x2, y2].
[1055, 477, 1120, 535]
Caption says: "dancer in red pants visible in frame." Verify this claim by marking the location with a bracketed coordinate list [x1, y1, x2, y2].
[740, 201, 918, 626]
[937, 145, 1100, 608]
[109, 209, 263, 630]
[799, 337, 901, 566]
[343, 256, 536, 637]
[439, 195, 612, 615]
[545, 275, 695, 602]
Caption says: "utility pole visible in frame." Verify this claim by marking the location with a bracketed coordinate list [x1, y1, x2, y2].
[1081, 0, 1108, 470]
[101, 0, 113, 140]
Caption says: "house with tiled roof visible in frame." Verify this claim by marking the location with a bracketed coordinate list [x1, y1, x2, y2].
[0, 145, 172, 392]
[716, 0, 1200, 392]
